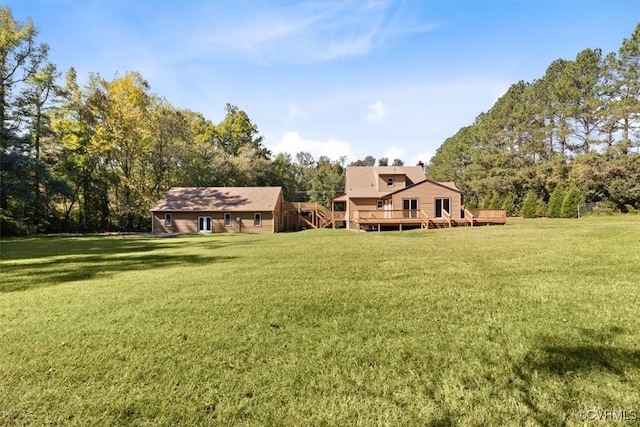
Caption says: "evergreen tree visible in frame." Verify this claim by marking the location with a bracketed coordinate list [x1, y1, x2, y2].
[560, 186, 584, 218]
[546, 185, 565, 218]
[488, 191, 503, 209]
[502, 194, 515, 216]
[536, 200, 547, 218]
[521, 190, 539, 218]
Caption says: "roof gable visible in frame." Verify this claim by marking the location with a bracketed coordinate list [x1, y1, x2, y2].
[151, 187, 282, 212]
[382, 178, 462, 198]
[344, 166, 426, 198]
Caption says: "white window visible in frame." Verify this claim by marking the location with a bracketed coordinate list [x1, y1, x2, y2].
[376, 200, 383, 209]
[197, 216, 212, 233]
[164, 213, 172, 226]
[224, 213, 231, 227]
[254, 213, 262, 227]
[435, 198, 451, 218]
[387, 177, 394, 186]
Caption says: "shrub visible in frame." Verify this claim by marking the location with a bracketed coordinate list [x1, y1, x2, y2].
[537, 200, 547, 218]
[0, 209, 28, 236]
[502, 194, 515, 216]
[481, 194, 492, 209]
[488, 192, 503, 209]
[560, 186, 584, 218]
[546, 186, 565, 218]
[521, 190, 539, 218]
[465, 199, 478, 209]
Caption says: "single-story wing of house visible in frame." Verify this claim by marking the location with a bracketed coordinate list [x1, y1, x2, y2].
[150, 186, 285, 234]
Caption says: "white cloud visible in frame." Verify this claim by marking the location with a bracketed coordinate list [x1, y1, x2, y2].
[268, 132, 357, 162]
[365, 101, 389, 124]
[199, 1, 439, 64]
[382, 146, 405, 161]
[410, 151, 435, 166]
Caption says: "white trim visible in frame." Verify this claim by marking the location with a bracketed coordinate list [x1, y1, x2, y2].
[197, 216, 212, 233]
[403, 198, 419, 219]
[254, 212, 262, 227]
[164, 212, 172, 227]
[434, 197, 451, 219]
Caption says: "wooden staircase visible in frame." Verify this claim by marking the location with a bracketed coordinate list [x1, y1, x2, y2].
[292, 202, 334, 229]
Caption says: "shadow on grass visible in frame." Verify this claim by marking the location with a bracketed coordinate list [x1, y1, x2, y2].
[511, 329, 639, 426]
[0, 236, 240, 292]
[0, 235, 246, 261]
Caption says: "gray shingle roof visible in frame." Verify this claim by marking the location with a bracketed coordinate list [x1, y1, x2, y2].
[150, 187, 282, 212]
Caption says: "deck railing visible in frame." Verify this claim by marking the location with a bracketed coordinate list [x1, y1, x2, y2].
[355, 209, 428, 221]
[464, 208, 475, 226]
[441, 209, 452, 228]
[467, 208, 507, 225]
[468, 208, 506, 218]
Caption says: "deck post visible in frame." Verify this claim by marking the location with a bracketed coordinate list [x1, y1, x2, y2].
[331, 201, 335, 229]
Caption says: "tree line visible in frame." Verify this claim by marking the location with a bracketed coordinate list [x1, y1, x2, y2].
[427, 24, 640, 216]
[1, 7, 366, 235]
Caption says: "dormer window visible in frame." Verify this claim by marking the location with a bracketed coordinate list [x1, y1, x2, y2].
[387, 177, 394, 187]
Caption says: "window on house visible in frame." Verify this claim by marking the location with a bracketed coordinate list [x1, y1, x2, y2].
[197, 216, 212, 232]
[164, 213, 172, 226]
[254, 213, 262, 227]
[224, 213, 231, 227]
[376, 200, 383, 209]
[435, 198, 451, 218]
[387, 177, 394, 186]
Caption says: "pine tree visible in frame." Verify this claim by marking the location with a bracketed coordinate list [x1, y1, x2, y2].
[521, 190, 539, 218]
[546, 186, 565, 218]
[488, 191, 503, 209]
[502, 194, 515, 216]
[560, 186, 584, 218]
[537, 200, 547, 218]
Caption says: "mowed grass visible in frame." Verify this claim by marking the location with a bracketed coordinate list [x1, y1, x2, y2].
[1, 217, 639, 426]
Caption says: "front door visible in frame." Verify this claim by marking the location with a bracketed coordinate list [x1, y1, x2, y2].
[435, 198, 451, 218]
[403, 199, 419, 218]
[197, 216, 212, 233]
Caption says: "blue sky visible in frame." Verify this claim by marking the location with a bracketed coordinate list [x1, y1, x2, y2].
[5, 0, 640, 164]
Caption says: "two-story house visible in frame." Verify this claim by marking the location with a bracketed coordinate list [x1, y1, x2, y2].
[332, 165, 467, 230]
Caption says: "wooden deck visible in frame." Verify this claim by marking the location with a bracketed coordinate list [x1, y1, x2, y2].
[466, 209, 507, 226]
[355, 208, 506, 230]
[355, 210, 430, 230]
[283, 203, 507, 231]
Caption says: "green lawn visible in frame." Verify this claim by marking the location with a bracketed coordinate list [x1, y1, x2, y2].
[1, 217, 639, 426]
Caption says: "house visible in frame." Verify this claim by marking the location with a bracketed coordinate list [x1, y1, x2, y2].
[150, 186, 285, 234]
[332, 165, 470, 230]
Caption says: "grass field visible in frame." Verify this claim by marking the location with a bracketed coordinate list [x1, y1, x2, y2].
[1, 216, 639, 426]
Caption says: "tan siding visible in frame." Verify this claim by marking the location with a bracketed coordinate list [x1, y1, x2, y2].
[348, 198, 380, 222]
[152, 211, 275, 234]
[377, 173, 408, 191]
[213, 211, 274, 233]
[390, 182, 462, 220]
